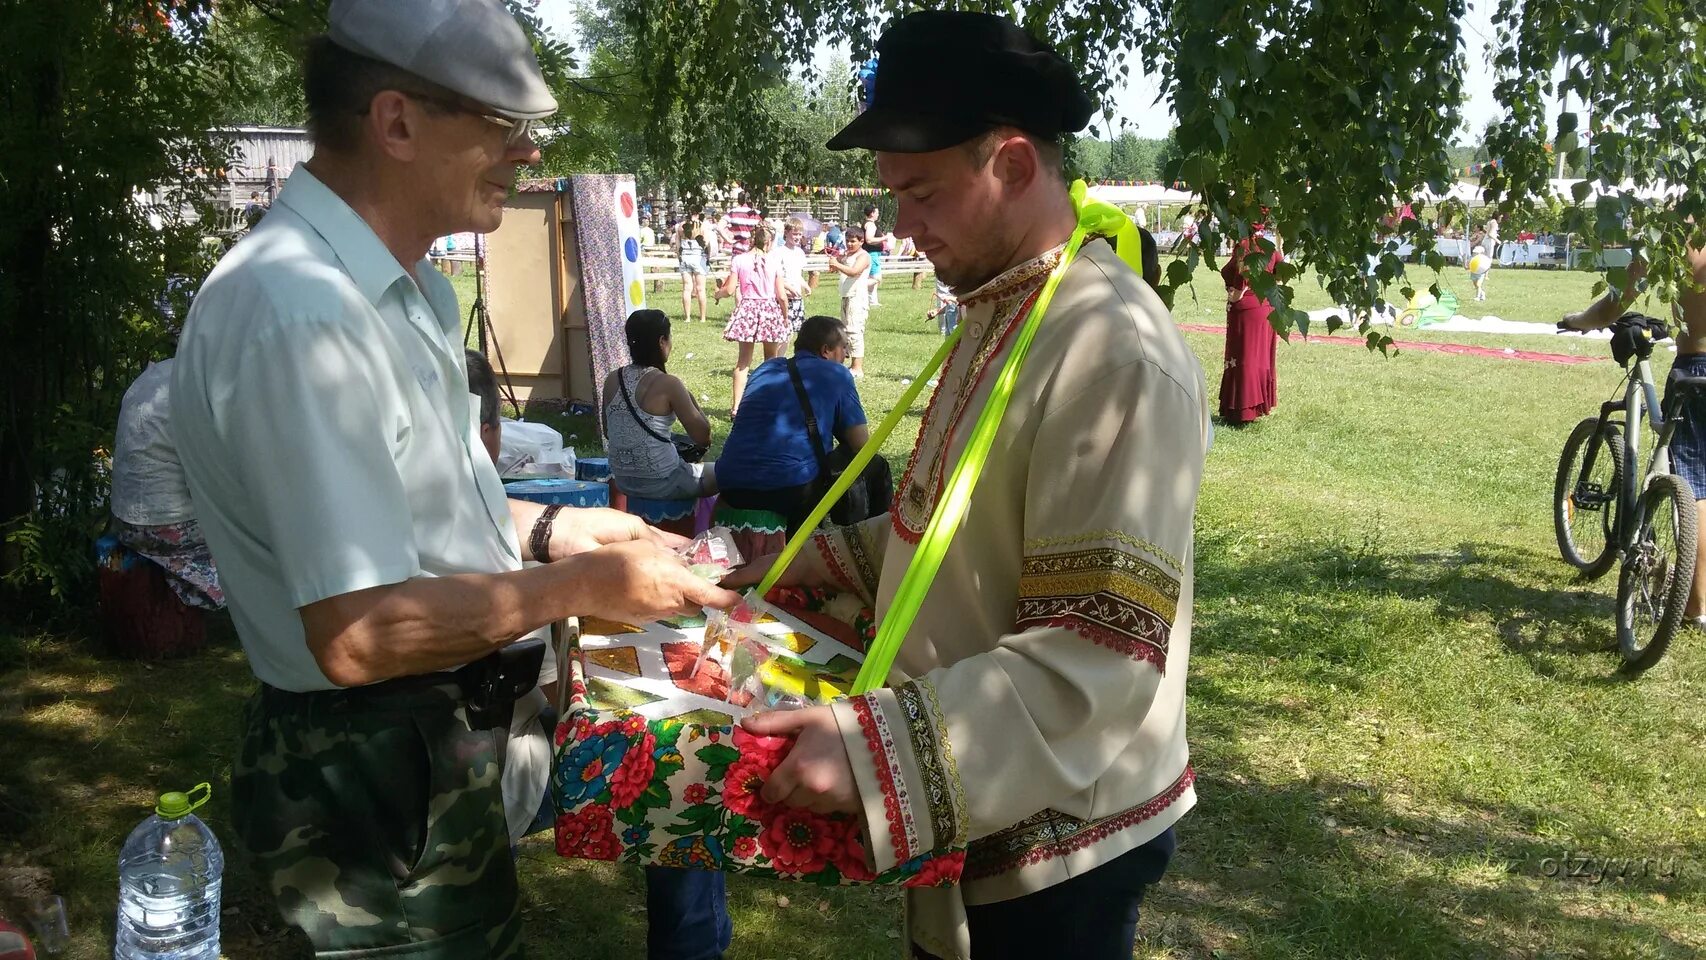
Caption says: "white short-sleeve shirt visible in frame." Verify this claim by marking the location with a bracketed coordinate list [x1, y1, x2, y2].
[111, 359, 196, 527]
[172, 165, 544, 693]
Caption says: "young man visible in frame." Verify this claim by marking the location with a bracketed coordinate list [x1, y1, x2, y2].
[732, 12, 1209, 960]
[171, 2, 737, 955]
[824, 230, 871, 378]
[720, 191, 761, 256]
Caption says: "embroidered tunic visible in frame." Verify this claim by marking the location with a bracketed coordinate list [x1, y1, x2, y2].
[800, 240, 1210, 958]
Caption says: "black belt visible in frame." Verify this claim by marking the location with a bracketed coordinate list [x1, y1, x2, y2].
[262, 638, 545, 731]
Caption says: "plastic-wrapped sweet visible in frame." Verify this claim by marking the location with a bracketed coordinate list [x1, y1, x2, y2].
[690, 590, 767, 679]
[679, 526, 744, 583]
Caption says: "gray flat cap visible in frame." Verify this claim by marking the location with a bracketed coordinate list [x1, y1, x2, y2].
[329, 0, 558, 120]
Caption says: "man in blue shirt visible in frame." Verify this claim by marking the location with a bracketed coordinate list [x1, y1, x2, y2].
[717, 316, 875, 531]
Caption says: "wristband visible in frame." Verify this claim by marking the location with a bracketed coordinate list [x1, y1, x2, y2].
[529, 504, 565, 562]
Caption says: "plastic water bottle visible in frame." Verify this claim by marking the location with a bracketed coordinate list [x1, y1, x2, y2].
[115, 783, 223, 960]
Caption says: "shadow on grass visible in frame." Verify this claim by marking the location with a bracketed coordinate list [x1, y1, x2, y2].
[1148, 770, 1701, 959]
[3, 528, 1699, 958]
[1166, 530, 1702, 956]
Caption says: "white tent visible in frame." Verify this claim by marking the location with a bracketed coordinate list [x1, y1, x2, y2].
[1416, 181, 1487, 207]
[1546, 178, 1682, 203]
[1086, 183, 1198, 207]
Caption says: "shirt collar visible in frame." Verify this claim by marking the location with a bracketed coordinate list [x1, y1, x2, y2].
[274, 164, 420, 307]
[958, 243, 1068, 307]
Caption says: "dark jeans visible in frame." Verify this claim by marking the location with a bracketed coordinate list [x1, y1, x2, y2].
[913, 828, 1176, 960]
[645, 867, 731, 960]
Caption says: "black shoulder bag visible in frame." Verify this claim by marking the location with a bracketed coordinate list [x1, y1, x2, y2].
[617, 366, 708, 464]
[786, 358, 890, 526]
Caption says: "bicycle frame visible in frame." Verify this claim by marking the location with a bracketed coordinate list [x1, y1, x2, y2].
[1599, 358, 1680, 552]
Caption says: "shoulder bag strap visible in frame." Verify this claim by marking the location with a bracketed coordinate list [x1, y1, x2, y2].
[617, 367, 673, 445]
[786, 358, 833, 477]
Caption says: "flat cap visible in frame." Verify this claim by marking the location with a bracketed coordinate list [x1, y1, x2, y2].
[828, 11, 1093, 153]
[329, 0, 557, 120]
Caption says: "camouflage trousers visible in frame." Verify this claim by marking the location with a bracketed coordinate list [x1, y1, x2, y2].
[233, 681, 523, 959]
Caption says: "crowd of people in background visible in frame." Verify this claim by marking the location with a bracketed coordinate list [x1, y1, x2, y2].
[658, 196, 919, 401]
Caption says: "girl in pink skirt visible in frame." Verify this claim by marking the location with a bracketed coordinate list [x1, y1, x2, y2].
[714, 221, 789, 414]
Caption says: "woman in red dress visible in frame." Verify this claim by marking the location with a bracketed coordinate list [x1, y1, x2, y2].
[1220, 233, 1282, 425]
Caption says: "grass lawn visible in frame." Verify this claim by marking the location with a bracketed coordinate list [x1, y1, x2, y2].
[4, 259, 1703, 959]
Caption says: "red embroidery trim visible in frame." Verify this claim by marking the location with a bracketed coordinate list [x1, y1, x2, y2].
[1015, 613, 1169, 673]
[814, 532, 857, 592]
[851, 695, 912, 864]
[964, 766, 1195, 881]
[893, 288, 1044, 546]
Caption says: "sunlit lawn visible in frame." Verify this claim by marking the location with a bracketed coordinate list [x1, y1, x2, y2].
[3, 258, 1701, 958]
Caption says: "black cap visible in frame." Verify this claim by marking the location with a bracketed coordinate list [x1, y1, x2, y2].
[827, 11, 1094, 153]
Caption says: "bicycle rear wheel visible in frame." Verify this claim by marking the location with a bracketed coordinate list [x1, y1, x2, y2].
[1615, 473, 1698, 674]
[1554, 417, 1623, 579]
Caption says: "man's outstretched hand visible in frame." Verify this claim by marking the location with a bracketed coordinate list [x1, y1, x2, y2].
[551, 507, 688, 559]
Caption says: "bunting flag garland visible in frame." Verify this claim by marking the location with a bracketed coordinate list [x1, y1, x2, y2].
[758, 179, 1189, 197]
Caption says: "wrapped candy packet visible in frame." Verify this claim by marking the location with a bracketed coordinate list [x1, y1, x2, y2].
[690, 590, 767, 679]
[679, 526, 744, 583]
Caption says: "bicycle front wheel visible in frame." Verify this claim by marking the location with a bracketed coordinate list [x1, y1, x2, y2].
[1554, 417, 1623, 579]
[1615, 473, 1698, 674]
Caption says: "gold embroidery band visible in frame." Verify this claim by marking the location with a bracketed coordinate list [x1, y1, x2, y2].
[1014, 594, 1170, 670]
[1023, 530, 1184, 579]
[898, 680, 967, 850]
[845, 526, 883, 600]
[963, 765, 1195, 881]
[1019, 549, 1179, 623]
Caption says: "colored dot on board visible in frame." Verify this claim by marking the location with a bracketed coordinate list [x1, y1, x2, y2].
[624, 237, 639, 262]
[619, 192, 635, 218]
[629, 280, 643, 305]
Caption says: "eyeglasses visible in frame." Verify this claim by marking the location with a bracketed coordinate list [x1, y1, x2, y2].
[375, 91, 538, 148]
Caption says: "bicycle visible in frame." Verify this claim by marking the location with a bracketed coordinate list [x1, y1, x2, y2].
[1553, 313, 1701, 673]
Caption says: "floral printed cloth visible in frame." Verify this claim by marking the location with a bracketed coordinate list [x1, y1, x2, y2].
[552, 589, 964, 886]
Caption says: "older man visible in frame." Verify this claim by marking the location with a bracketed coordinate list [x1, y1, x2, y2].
[736, 11, 1209, 960]
[172, 2, 736, 956]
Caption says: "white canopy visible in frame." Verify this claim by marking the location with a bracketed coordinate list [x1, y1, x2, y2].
[1086, 183, 1198, 207]
[1546, 178, 1682, 203]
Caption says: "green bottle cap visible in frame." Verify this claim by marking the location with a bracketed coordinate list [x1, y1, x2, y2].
[156, 782, 212, 819]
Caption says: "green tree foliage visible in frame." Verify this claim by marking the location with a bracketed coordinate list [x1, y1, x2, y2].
[1483, 0, 1705, 306]
[0, 0, 230, 602]
[539, 1, 873, 200]
[632, 1, 1689, 349]
[1105, 131, 1155, 180]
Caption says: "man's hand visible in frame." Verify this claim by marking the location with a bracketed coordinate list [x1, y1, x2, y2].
[722, 551, 789, 589]
[572, 540, 740, 624]
[742, 707, 861, 814]
[551, 507, 687, 559]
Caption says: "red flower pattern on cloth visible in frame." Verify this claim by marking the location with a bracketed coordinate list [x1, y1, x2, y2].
[683, 783, 709, 806]
[556, 711, 594, 748]
[834, 828, 879, 882]
[724, 756, 774, 819]
[608, 729, 657, 809]
[556, 804, 621, 861]
[732, 724, 791, 767]
[725, 725, 792, 818]
[732, 836, 760, 860]
[759, 806, 849, 877]
[902, 850, 966, 888]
